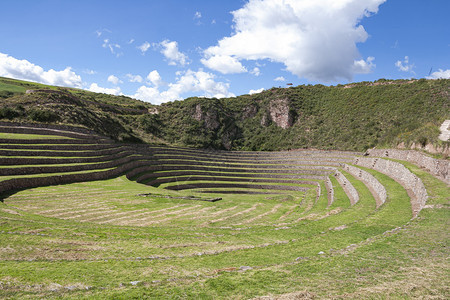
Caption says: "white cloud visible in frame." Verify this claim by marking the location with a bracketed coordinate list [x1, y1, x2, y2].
[95, 28, 111, 37]
[133, 86, 161, 103]
[0, 52, 82, 88]
[395, 56, 415, 73]
[107, 75, 122, 85]
[84, 69, 97, 75]
[274, 76, 286, 82]
[201, 0, 384, 81]
[251, 67, 261, 76]
[128, 38, 135, 44]
[132, 69, 234, 104]
[102, 39, 122, 56]
[194, 11, 202, 19]
[426, 69, 450, 79]
[353, 56, 375, 73]
[138, 41, 151, 54]
[126, 74, 143, 83]
[147, 70, 163, 87]
[249, 88, 264, 94]
[159, 40, 189, 66]
[201, 54, 247, 74]
[88, 83, 122, 95]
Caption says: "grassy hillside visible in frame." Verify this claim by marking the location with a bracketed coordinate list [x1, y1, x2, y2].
[1, 76, 449, 152]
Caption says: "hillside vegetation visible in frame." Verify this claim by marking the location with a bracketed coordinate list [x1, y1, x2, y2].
[0, 76, 449, 152]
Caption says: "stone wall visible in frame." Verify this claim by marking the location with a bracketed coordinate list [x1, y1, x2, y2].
[325, 177, 334, 207]
[354, 157, 428, 217]
[0, 155, 150, 176]
[0, 146, 129, 157]
[367, 149, 449, 185]
[0, 138, 110, 145]
[165, 182, 309, 192]
[0, 158, 154, 197]
[146, 176, 320, 187]
[150, 147, 361, 158]
[0, 150, 141, 166]
[333, 171, 359, 205]
[150, 154, 351, 165]
[0, 121, 98, 135]
[0, 125, 98, 140]
[134, 170, 326, 183]
[1, 143, 116, 151]
[342, 164, 386, 208]
[129, 165, 333, 182]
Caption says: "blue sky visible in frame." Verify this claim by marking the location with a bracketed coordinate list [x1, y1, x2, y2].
[0, 0, 448, 104]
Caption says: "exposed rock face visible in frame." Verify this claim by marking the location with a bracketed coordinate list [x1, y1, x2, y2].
[438, 120, 450, 141]
[241, 104, 258, 120]
[194, 104, 220, 130]
[397, 142, 449, 156]
[268, 98, 294, 129]
[148, 107, 159, 115]
[260, 114, 270, 127]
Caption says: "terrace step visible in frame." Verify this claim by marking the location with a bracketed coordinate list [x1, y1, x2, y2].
[353, 157, 428, 217]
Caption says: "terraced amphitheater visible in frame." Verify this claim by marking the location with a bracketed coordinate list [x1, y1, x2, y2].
[0, 120, 448, 299]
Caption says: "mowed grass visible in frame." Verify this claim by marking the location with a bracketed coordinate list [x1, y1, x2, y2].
[0, 133, 73, 139]
[0, 158, 448, 299]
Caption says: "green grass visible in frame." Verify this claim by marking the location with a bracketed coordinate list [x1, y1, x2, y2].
[0, 133, 73, 139]
[0, 126, 448, 298]
[0, 156, 446, 299]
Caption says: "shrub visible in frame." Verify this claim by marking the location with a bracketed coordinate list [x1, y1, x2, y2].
[138, 114, 161, 135]
[28, 109, 59, 123]
[0, 106, 20, 119]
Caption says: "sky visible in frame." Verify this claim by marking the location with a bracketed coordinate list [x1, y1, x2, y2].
[0, 0, 449, 104]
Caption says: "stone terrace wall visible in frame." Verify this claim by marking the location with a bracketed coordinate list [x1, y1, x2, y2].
[0, 125, 102, 140]
[342, 164, 386, 208]
[334, 171, 359, 205]
[0, 159, 151, 197]
[151, 154, 352, 165]
[147, 176, 320, 187]
[0, 155, 151, 176]
[0, 150, 145, 165]
[128, 165, 333, 180]
[354, 157, 428, 217]
[0, 121, 98, 135]
[368, 149, 449, 185]
[325, 177, 334, 206]
[165, 182, 309, 192]
[134, 170, 326, 184]
[0, 138, 110, 145]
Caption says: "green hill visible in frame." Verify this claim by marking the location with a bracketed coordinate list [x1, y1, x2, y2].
[0, 76, 448, 299]
[1, 76, 449, 153]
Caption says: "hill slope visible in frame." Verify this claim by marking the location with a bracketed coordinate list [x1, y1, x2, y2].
[1, 76, 449, 153]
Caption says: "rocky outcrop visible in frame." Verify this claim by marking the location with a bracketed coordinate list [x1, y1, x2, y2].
[269, 98, 294, 129]
[261, 98, 295, 129]
[438, 120, 450, 141]
[241, 104, 258, 120]
[397, 142, 450, 156]
[194, 104, 220, 130]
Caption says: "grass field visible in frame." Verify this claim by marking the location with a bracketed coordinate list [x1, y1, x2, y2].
[0, 124, 448, 299]
[0, 168, 448, 299]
